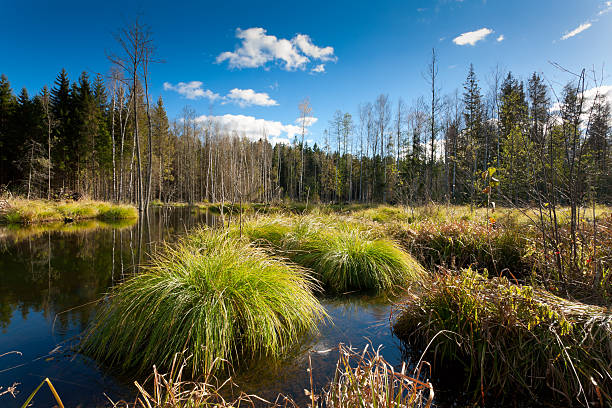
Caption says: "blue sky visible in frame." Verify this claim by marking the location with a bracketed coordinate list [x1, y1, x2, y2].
[2, 0, 611, 145]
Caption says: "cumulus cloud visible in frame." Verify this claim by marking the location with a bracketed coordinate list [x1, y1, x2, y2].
[165, 82, 278, 108]
[311, 64, 326, 73]
[163, 81, 220, 101]
[561, 22, 592, 40]
[452, 28, 493, 46]
[293, 34, 336, 61]
[296, 116, 318, 127]
[196, 114, 302, 143]
[496, 34, 505, 42]
[224, 88, 278, 107]
[216, 27, 336, 71]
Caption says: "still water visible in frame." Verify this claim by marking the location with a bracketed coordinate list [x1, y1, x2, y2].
[0, 207, 408, 407]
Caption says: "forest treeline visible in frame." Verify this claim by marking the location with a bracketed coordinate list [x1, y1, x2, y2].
[0, 47, 610, 209]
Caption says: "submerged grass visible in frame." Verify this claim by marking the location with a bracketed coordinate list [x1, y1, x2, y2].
[0, 198, 137, 224]
[81, 230, 327, 376]
[393, 269, 612, 406]
[235, 215, 426, 293]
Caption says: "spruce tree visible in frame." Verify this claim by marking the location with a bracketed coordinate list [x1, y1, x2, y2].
[50, 69, 74, 187]
[462, 64, 485, 205]
[0, 74, 17, 185]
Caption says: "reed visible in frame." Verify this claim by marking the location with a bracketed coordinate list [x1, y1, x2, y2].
[81, 230, 327, 376]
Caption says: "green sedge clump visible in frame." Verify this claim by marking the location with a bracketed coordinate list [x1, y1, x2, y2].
[82, 230, 327, 376]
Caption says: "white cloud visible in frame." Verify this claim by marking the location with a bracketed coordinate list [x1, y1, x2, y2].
[311, 64, 325, 73]
[561, 22, 592, 40]
[296, 116, 318, 127]
[224, 88, 278, 107]
[165, 82, 278, 108]
[599, 1, 612, 15]
[453, 28, 493, 46]
[216, 27, 336, 71]
[496, 34, 505, 42]
[293, 34, 336, 61]
[196, 114, 302, 143]
[163, 81, 220, 100]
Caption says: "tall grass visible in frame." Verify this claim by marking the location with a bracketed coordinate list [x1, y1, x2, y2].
[81, 230, 327, 376]
[393, 269, 612, 406]
[236, 215, 426, 293]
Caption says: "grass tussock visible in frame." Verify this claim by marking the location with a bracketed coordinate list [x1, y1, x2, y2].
[236, 215, 426, 293]
[111, 344, 433, 408]
[81, 230, 327, 376]
[393, 269, 612, 406]
[0, 198, 137, 225]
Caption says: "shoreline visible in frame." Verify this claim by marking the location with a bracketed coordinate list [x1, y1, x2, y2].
[0, 198, 138, 225]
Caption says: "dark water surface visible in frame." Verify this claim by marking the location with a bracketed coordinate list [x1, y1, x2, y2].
[0, 207, 411, 407]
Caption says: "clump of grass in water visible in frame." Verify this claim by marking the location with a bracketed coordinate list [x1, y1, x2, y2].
[393, 269, 612, 406]
[236, 215, 426, 293]
[81, 230, 327, 376]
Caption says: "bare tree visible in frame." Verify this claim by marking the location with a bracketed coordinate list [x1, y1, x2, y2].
[424, 48, 441, 198]
[297, 98, 312, 201]
[108, 18, 154, 212]
[375, 94, 390, 201]
[40, 86, 54, 199]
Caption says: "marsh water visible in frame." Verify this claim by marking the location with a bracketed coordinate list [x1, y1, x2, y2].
[0, 207, 409, 407]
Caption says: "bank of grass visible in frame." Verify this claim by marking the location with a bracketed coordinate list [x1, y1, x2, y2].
[81, 230, 327, 376]
[0, 198, 137, 225]
[110, 344, 433, 408]
[393, 269, 612, 406]
[234, 215, 426, 293]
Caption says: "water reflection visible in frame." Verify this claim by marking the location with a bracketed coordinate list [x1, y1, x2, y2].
[0, 207, 219, 408]
[0, 208, 408, 408]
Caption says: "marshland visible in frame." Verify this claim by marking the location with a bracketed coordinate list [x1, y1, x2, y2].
[2, 2, 612, 406]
